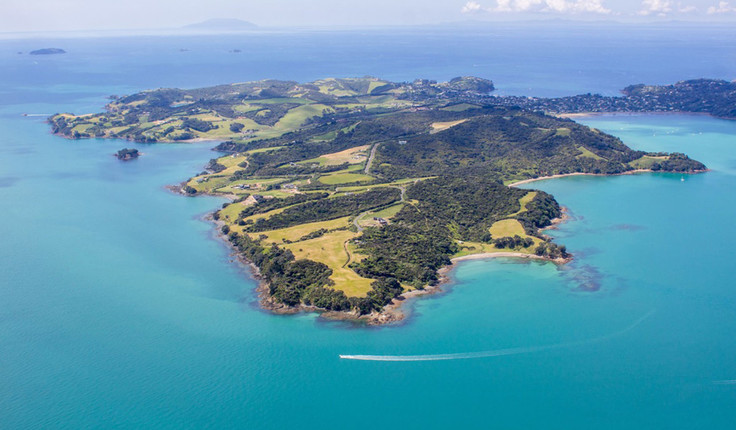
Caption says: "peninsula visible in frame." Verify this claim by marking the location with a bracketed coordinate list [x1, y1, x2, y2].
[49, 76, 708, 323]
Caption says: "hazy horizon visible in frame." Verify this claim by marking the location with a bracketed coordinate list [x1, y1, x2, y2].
[5, 0, 736, 34]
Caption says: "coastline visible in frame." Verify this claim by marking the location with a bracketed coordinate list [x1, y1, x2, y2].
[48, 126, 225, 144]
[349, 168, 707, 324]
[204, 194, 570, 326]
[371, 210, 572, 325]
[193, 166, 703, 326]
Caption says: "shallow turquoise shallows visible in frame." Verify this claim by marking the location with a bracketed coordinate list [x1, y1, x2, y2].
[2, 30, 736, 429]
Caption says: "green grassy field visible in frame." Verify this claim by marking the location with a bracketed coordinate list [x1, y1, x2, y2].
[629, 155, 668, 169]
[260, 217, 351, 244]
[318, 172, 375, 185]
[576, 146, 604, 160]
[246, 146, 285, 154]
[254, 97, 312, 105]
[309, 122, 360, 142]
[452, 218, 543, 258]
[282, 229, 374, 297]
[441, 103, 481, 112]
[298, 145, 369, 167]
[508, 191, 537, 216]
[356, 203, 405, 228]
[274, 104, 334, 130]
[489, 219, 527, 237]
[187, 176, 232, 193]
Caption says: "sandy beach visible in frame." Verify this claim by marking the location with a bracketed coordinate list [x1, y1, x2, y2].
[508, 169, 657, 187]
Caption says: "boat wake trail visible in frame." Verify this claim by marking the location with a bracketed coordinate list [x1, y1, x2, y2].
[340, 310, 656, 362]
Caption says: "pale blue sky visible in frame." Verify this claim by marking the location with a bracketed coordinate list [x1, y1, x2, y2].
[4, 0, 736, 33]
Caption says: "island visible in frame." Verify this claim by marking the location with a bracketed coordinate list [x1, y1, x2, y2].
[115, 148, 139, 160]
[48, 76, 708, 323]
[30, 48, 66, 55]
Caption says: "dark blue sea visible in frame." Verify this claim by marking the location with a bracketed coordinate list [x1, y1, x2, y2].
[2, 25, 736, 429]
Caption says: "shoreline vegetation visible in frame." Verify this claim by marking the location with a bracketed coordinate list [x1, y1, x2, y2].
[48, 76, 710, 325]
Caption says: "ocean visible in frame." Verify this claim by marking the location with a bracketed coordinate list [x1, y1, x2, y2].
[1, 25, 736, 429]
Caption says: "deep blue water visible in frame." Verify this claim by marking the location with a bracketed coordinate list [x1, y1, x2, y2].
[1, 28, 736, 429]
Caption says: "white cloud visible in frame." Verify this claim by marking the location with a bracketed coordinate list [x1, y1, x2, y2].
[461, 0, 611, 14]
[638, 0, 672, 16]
[461, 1, 483, 13]
[677, 3, 697, 13]
[707, 1, 736, 13]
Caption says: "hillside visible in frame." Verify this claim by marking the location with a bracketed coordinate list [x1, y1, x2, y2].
[49, 76, 494, 142]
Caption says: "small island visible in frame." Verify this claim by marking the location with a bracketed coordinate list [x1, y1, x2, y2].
[49, 76, 708, 323]
[115, 148, 139, 161]
[30, 48, 66, 55]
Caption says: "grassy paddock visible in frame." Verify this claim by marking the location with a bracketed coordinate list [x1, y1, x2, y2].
[441, 103, 480, 112]
[629, 155, 668, 169]
[576, 146, 604, 160]
[318, 172, 375, 185]
[357, 203, 405, 227]
[298, 145, 370, 166]
[489, 219, 527, 237]
[261, 217, 351, 244]
[283, 229, 374, 297]
[508, 191, 537, 216]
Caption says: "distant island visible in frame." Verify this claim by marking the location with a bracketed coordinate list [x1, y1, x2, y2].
[48, 76, 709, 323]
[30, 48, 66, 55]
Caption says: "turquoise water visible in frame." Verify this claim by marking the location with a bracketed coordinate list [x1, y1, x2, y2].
[2, 31, 736, 429]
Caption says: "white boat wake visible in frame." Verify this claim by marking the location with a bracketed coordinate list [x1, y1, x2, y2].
[340, 310, 656, 362]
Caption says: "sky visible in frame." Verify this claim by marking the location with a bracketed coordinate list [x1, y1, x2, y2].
[3, 0, 736, 33]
